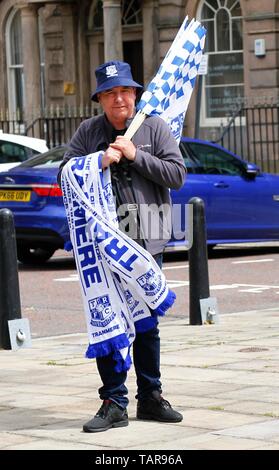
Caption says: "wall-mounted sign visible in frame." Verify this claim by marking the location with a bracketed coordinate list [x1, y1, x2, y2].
[198, 54, 208, 75]
[63, 82, 76, 95]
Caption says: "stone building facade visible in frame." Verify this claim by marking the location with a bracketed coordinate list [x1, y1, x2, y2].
[0, 0, 278, 140]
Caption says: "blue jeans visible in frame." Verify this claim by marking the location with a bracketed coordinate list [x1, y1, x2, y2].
[96, 253, 163, 409]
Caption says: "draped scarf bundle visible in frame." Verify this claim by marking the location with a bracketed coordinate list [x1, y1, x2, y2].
[61, 152, 176, 372]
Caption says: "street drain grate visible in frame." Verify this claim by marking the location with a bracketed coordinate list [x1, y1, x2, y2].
[238, 347, 269, 353]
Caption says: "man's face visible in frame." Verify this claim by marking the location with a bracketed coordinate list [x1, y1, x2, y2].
[98, 86, 136, 129]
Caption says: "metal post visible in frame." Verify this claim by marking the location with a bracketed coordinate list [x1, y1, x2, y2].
[0, 209, 22, 349]
[194, 74, 203, 139]
[188, 197, 210, 325]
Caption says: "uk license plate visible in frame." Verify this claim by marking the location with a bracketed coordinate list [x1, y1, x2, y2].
[0, 190, 31, 202]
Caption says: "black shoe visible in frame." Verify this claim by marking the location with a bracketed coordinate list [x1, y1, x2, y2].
[137, 390, 183, 423]
[83, 400, 128, 433]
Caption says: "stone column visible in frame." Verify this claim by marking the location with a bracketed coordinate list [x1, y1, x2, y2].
[142, 0, 159, 86]
[242, 1, 279, 165]
[242, 1, 279, 101]
[41, 4, 64, 108]
[76, 3, 91, 106]
[103, 0, 123, 61]
[41, 3, 79, 108]
[61, 3, 79, 106]
[19, 4, 41, 123]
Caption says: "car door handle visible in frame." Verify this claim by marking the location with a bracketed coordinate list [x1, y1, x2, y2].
[214, 181, 229, 188]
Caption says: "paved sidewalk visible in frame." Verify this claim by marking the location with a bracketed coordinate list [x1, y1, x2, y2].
[1, 308, 279, 450]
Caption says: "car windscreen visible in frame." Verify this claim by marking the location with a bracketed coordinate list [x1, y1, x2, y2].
[179, 142, 200, 173]
[187, 142, 246, 176]
[0, 140, 40, 164]
[19, 147, 67, 169]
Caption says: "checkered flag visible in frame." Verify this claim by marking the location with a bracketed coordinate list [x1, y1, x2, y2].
[125, 17, 206, 143]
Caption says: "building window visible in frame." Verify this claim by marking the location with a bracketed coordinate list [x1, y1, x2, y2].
[122, 0, 142, 25]
[199, 0, 244, 122]
[91, 0, 103, 28]
[91, 0, 142, 28]
[6, 9, 24, 118]
[6, 9, 46, 118]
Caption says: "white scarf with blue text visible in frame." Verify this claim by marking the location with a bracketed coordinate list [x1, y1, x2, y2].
[61, 152, 176, 372]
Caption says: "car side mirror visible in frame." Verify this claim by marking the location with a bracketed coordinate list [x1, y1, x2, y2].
[245, 162, 260, 178]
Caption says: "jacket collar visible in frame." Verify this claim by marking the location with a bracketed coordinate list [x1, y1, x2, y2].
[103, 114, 135, 143]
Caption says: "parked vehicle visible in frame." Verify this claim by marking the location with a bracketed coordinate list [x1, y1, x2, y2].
[0, 130, 48, 172]
[170, 138, 279, 250]
[0, 138, 279, 264]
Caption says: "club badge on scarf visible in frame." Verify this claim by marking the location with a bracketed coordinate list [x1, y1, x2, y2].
[61, 153, 176, 372]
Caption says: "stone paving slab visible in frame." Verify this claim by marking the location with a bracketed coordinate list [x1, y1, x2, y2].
[15, 420, 202, 450]
[177, 408, 267, 431]
[214, 419, 279, 443]
[0, 432, 37, 449]
[215, 386, 279, 403]
[224, 401, 279, 418]
[1, 309, 279, 450]
[158, 433, 274, 451]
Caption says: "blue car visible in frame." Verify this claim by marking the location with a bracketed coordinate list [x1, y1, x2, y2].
[0, 138, 279, 264]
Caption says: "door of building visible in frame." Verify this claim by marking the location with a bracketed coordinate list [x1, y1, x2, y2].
[123, 40, 143, 91]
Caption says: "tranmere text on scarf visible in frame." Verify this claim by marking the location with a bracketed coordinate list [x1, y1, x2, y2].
[61, 152, 176, 372]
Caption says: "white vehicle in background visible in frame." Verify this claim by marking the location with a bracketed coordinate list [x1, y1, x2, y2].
[0, 130, 49, 172]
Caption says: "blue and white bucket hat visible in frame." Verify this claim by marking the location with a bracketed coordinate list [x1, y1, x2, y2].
[91, 60, 142, 102]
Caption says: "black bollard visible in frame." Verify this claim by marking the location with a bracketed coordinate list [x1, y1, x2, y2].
[188, 197, 210, 325]
[0, 208, 22, 349]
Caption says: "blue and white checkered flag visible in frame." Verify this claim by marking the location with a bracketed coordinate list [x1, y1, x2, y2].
[125, 17, 206, 143]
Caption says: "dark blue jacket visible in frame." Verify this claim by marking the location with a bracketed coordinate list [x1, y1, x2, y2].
[58, 113, 186, 255]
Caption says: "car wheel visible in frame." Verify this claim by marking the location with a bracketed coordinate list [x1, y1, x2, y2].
[17, 246, 56, 265]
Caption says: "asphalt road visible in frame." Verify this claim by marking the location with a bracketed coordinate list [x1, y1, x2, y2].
[17, 244, 279, 338]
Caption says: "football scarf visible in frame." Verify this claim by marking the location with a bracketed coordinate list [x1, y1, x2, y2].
[61, 152, 176, 372]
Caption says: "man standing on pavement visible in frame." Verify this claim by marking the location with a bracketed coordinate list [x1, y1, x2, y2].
[58, 60, 186, 433]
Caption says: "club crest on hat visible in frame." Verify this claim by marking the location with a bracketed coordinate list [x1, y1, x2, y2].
[91, 60, 142, 102]
[106, 65, 118, 77]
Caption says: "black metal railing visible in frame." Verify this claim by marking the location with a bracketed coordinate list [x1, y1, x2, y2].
[214, 100, 279, 174]
[1, 101, 279, 172]
[25, 105, 102, 148]
[0, 109, 24, 135]
[0, 105, 102, 148]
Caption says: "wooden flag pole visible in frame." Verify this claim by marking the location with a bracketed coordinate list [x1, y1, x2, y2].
[124, 110, 147, 140]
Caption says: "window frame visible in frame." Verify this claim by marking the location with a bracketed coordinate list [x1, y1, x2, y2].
[197, 0, 244, 127]
[89, 0, 143, 29]
[5, 8, 24, 120]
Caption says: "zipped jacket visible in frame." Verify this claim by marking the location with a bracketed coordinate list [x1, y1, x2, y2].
[58, 113, 186, 255]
